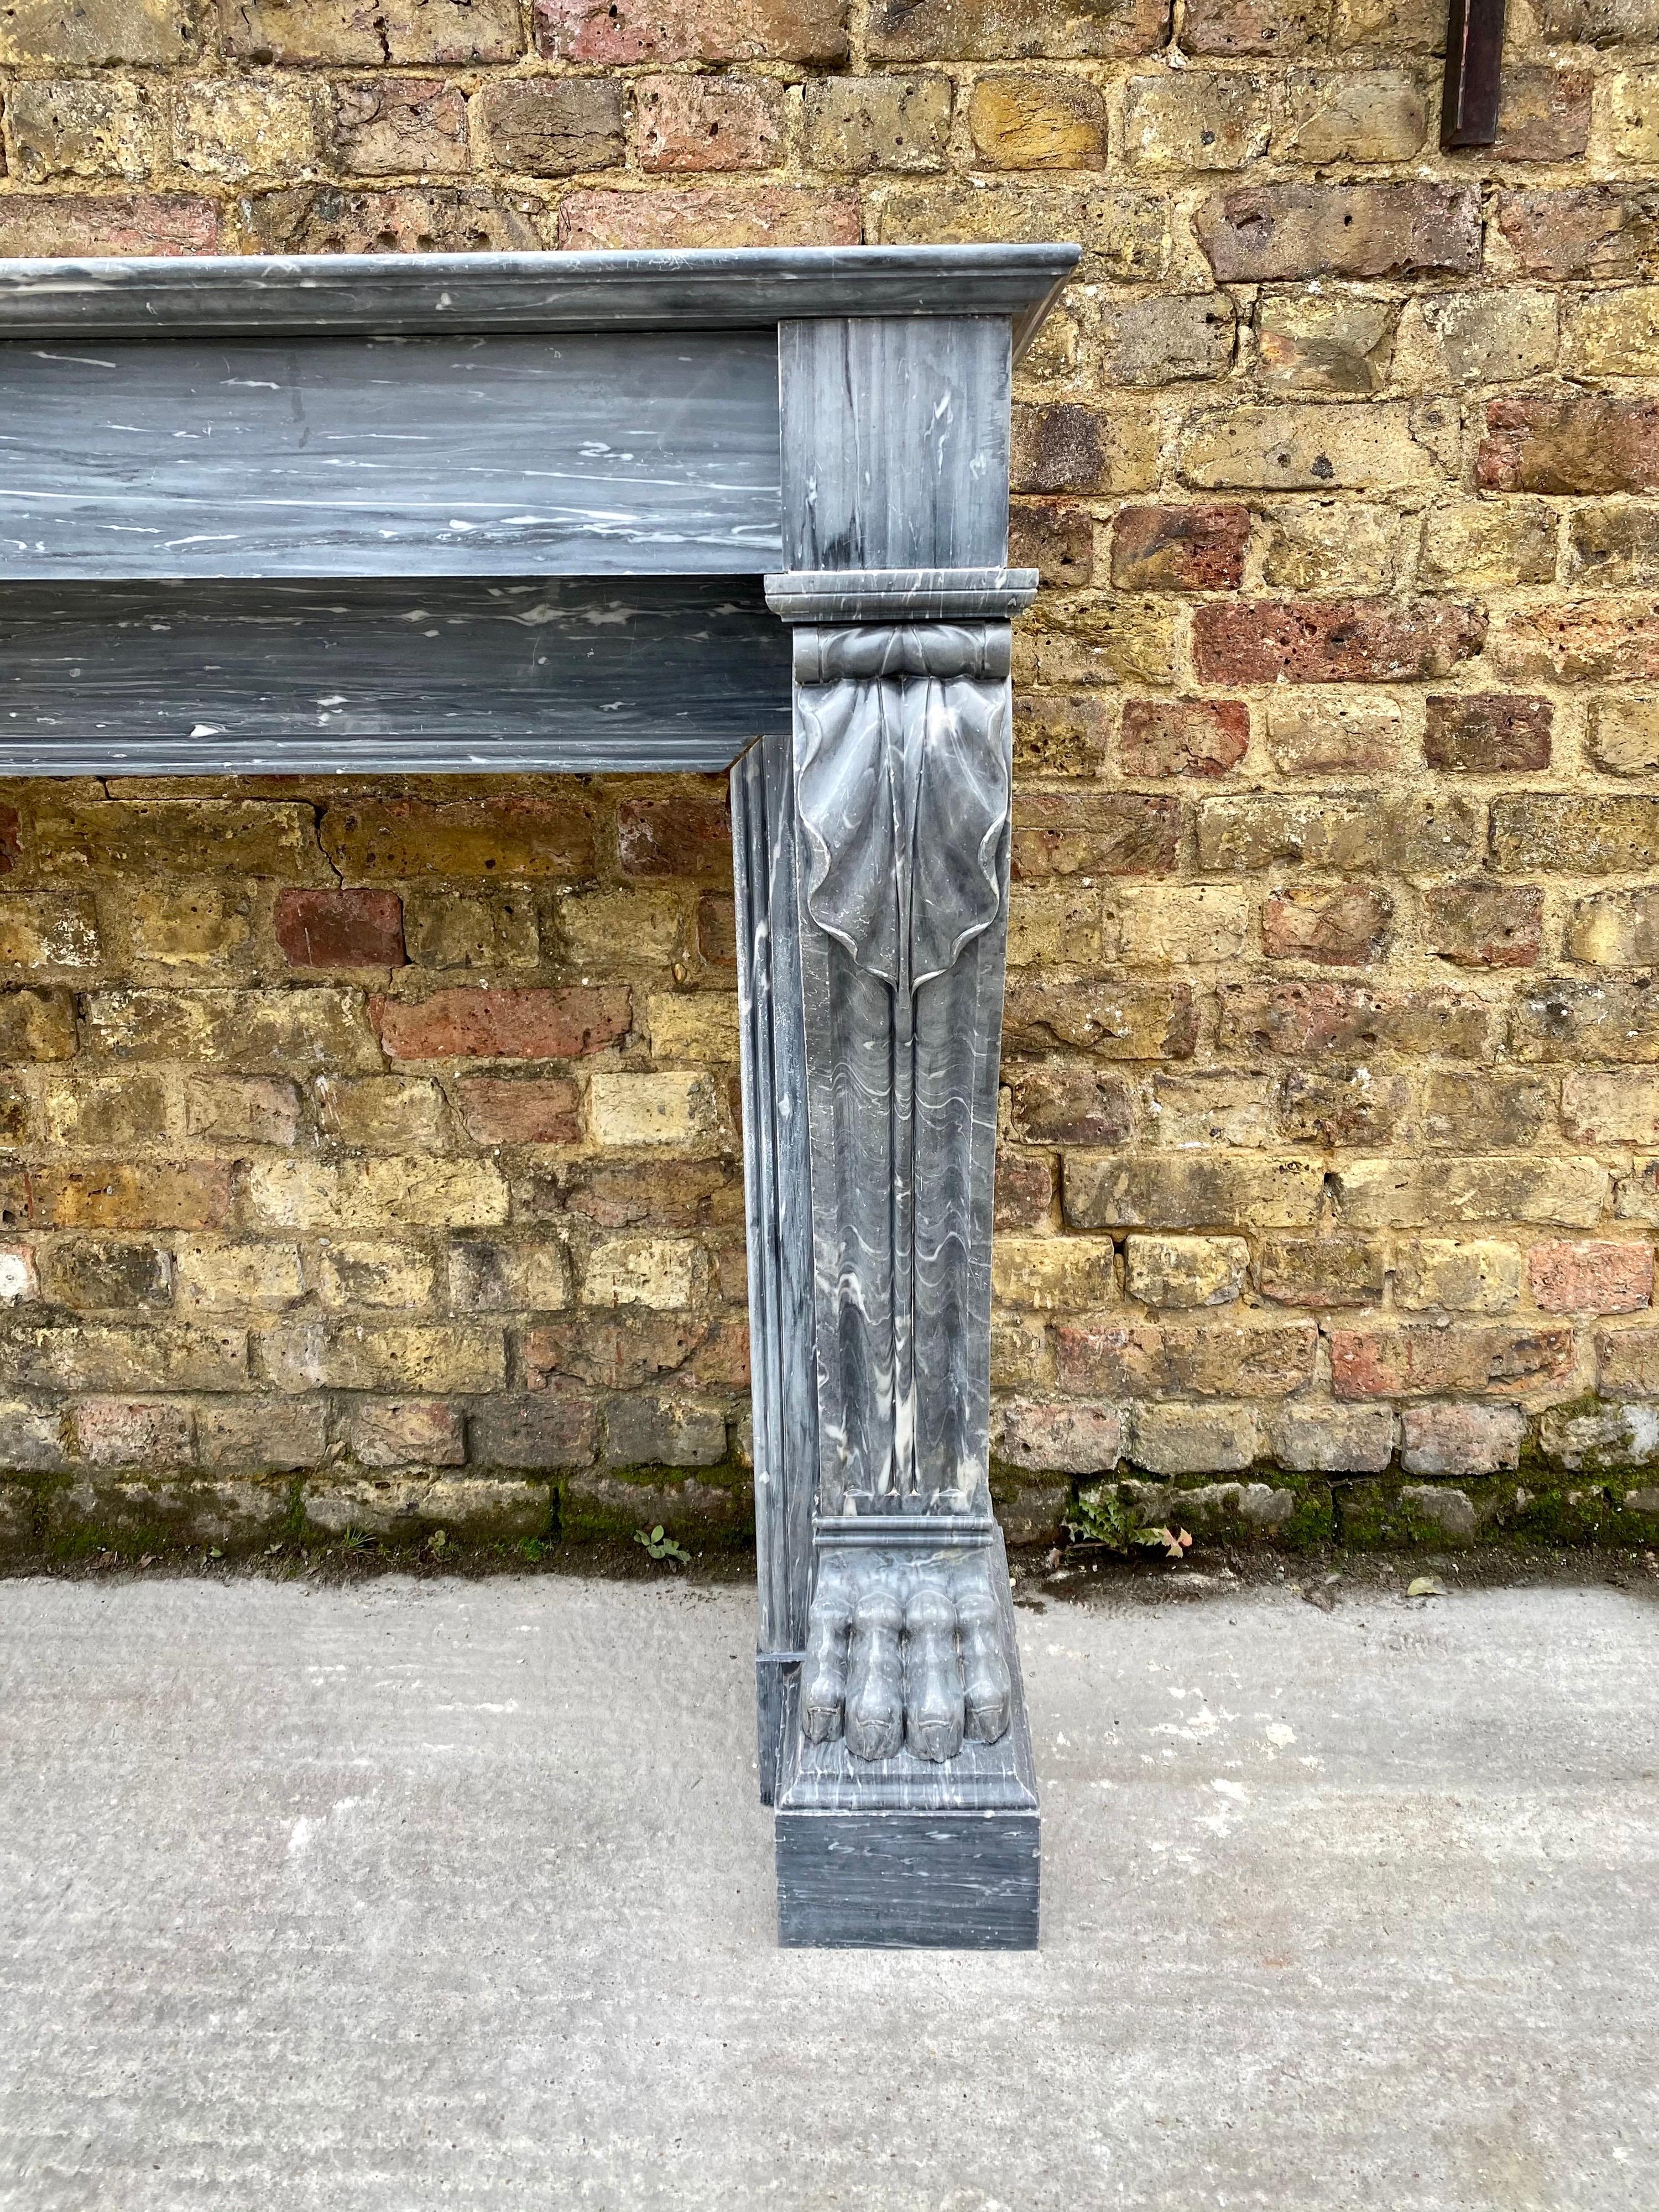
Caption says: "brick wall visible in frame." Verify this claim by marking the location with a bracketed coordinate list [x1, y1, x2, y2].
[2, 0, 1659, 1557]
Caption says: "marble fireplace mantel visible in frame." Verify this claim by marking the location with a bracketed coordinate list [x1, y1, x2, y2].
[0, 240, 1081, 1948]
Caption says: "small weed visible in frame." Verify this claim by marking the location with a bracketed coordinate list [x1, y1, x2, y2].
[518, 1536, 546, 1564]
[425, 1528, 449, 1561]
[340, 1525, 374, 1556]
[634, 1524, 690, 1566]
[1066, 1485, 1192, 1561]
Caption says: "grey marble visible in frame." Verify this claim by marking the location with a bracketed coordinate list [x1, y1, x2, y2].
[0, 330, 780, 578]
[0, 577, 790, 775]
[0, 244, 1079, 357]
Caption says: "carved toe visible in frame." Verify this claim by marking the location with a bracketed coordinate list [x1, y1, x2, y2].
[800, 1580, 853, 1745]
[955, 1576, 1011, 1746]
[843, 1588, 905, 1761]
[903, 1582, 964, 1763]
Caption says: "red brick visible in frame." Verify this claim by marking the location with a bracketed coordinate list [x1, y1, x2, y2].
[536, 0, 848, 61]
[558, 185, 860, 249]
[1118, 700, 1249, 779]
[275, 889, 405, 971]
[635, 73, 783, 170]
[455, 1076, 584, 1144]
[1495, 187, 1658, 281]
[1193, 599, 1487, 684]
[617, 793, 732, 883]
[1110, 504, 1250, 591]
[994, 1150, 1057, 1230]
[1330, 1323, 1575, 1399]
[0, 195, 219, 257]
[1489, 68, 1593, 161]
[1197, 183, 1480, 282]
[1425, 884, 1543, 969]
[866, 0, 1170, 59]
[561, 1160, 741, 1228]
[1011, 793, 1180, 877]
[1478, 397, 1659, 497]
[1004, 977, 1198, 1059]
[1055, 1318, 1317, 1398]
[374, 987, 631, 1062]
[1262, 885, 1394, 966]
[1423, 695, 1552, 774]
[525, 1312, 711, 1389]
[1528, 1240, 1653, 1314]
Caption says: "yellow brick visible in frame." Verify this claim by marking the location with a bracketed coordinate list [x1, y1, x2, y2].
[646, 994, 740, 1063]
[1102, 886, 1251, 967]
[245, 1157, 509, 1231]
[173, 80, 318, 180]
[990, 1234, 1115, 1311]
[588, 1070, 713, 1148]
[1395, 1238, 1522, 1315]
[582, 1235, 699, 1309]
[175, 1240, 306, 1311]
[316, 1241, 440, 1311]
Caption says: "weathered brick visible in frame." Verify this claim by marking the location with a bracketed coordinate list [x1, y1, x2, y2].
[994, 1151, 1057, 1230]
[329, 77, 468, 173]
[1395, 1237, 1521, 1314]
[990, 1234, 1114, 1311]
[1005, 976, 1197, 1059]
[0, 987, 75, 1062]
[1261, 502, 1400, 594]
[1014, 596, 1180, 690]
[197, 1399, 327, 1473]
[1279, 67, 1426, 159]
[1425, 884, 1543, 971]
[1057, 1317, 1316, 1397]
[1564, 1071, 1659, 1145]
[599, 1394, 728, 1468]
[1495, 797, 1659, 878]
[615, 792, 730, 882]
[1479, 395, 1659, 496]
[349, 1399, 466, 1469]
[0, 1246, 37, 1306]
[1589, 697, 1659, 780]
[317, 1242, 437, 1312]
[1271, 1401, 1395, 1472]
[455, 1076, 583, 1145]
[1567, 889, 1659, 968]
[1538, 0, 1659, 43]
[1495, 601, 1659, 684]
[264, 1317, 504, 1395]
[1011, 403, 1155, 495]
[865, 0, 1168, 60]
[1531, 1240, 1652, 1313]
[34, 1164, 233, 1233]
[1400, 1404, 1524, 1478]
[246, 184, 540, 253]
[1262, 885, 1392, 966]
[1197, 794, 1478, 873]
[1254, 291, 1397, 393]
[1121, 74, 1273, 169]
[1218, 979, 1490, 1060]
[0, 0, 196, 61]
[538, 0, 846, 61]
[246, 1156, 508, 1231]
[1181, 403, 1438, 493]
[404, 890, 539, 972]
[174, 77, 317, 178]
[4, 77, 160, 180]
[1065, 1152, 1323, 1229]
[1598, 69, 1659, 164]
[588, 1070, 713, 1148]
[38, 1238, 169, 1311]
[1275, 1065, 1413, 1145]
[471, 1394, 597, 1469]
[1397, 290, 1559, 389]
[1110, 505, 1248, 591]
[275, 889, 404, 971]
[375, 986, 628, 1062]
[1128, 1400, 1258, 1475]
[1118, 701, 1249, 779]
[635, 72, 782, 171]
[1123, 1232, 1247, 1308]
[232, 0, 519, 59]
[967, 71, 1104, 166]
[314, 1074, 447, 1150]
[1495, 187, 1658, 284]
[175, 1241, 306, 1312]
[993, 1398, 1121, 1474]
[1565, 504, 1659, 591]
[71, 1397, 192, 1468]
[1266, 694, 1404, 774]
[1332, 1322, 1574, 1399]
[1007, 886, 1104, 968]
[1099, 294, 1238, 384]
[801, 75, 951, 171]
[1424, 695, 1552, 774]
[1193, 599, 1486, 684]
[1564, 285, 1659, 380]
[447, 1240, 570, 1313]
[0, 1318, 246, 1392]
[1517, 979, 1659, 1065]
[1007, 1066, 1134, 1147]
[0, 192, 217, 256]
[87, 987, 379, 1075]
[878, 180, 1168, 284]
[1331, 1155, 1608, 1228]
[322, 796, 595, 881]
[1009, 505, 1094, 593]
[560, 184, 860, 249]
[1197, 183, 1480, 281]
[0, 1401, 65, 1473]
[1258, 1234, 1385, 1306]
[1418, 501, 1558, 592]
[1011, 792, 1180, 878]
[1540, 1400, 1659, 1473]
[581, 1234, 698, 1309]
[1423, 1070, 1556, 1151]
[480, 76, 622, 174]
[1103, 886, 1253, 966]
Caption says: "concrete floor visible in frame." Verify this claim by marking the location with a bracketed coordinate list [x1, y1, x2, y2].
[0, 1569, 1655, 2212]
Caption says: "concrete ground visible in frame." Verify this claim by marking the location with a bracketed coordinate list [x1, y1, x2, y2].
[1, 1568, 1656, 2212]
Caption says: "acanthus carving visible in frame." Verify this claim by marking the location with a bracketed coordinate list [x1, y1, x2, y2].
[790, 619, 1013, 1522]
